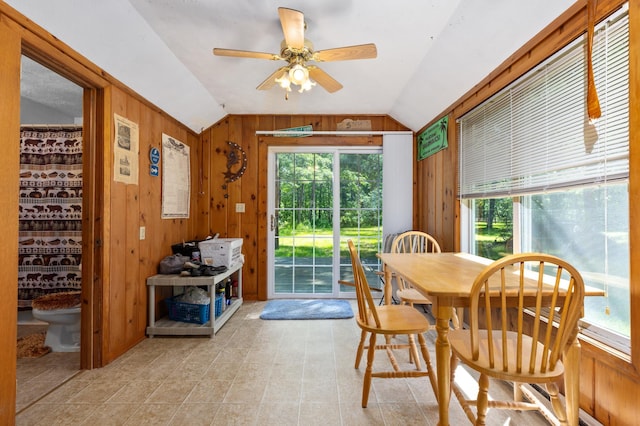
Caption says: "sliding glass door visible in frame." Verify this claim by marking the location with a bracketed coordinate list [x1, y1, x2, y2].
[267, 146, 382, 298]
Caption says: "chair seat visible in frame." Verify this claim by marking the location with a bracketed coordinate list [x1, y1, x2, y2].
[449, 329, 565, 383]
[359, 304, 431, 335]
[397, 288, 433, 305]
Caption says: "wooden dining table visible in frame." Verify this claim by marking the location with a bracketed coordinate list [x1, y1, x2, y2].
[377, 251, 603, 426]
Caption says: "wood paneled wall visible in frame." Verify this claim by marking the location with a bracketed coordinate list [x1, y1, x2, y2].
[0, 3, 199, 419]
[103, 85, 199, 363]
[197, 115, 410, 301]
[413, 1, 639, 424]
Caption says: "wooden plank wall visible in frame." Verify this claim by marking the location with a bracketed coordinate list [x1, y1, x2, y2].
[0, 6, 200, 420]
[197, 115, 410, 301]
[103, 85, 199, 364]
[413, 1, 639, 423]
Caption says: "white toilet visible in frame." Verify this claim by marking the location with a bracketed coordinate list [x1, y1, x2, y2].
[31, 292, 81, 352]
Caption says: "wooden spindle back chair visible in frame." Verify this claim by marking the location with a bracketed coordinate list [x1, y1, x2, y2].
[347, 240, 438, 407]
[448, 253, 585, 425]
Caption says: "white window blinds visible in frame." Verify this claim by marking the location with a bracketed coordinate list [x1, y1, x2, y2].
[458, 7, 629, 199]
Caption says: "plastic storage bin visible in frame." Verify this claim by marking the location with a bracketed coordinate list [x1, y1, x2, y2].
[165, 296, 210, 324]
[199, 238, 243, 268]
[214, 295, 224, 317]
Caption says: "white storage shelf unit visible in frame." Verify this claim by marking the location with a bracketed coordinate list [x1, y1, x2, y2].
[146, 262, 243, 337]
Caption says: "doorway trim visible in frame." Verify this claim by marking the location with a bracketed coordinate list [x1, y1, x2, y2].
[20, 43, 107, 370]
[267, 145, 383, 298]
[256, 135, 383, 300]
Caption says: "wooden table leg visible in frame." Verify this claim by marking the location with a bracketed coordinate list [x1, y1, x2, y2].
[563, 332, 581, 426]
[383, 265, 392, 306]
[434, 300, 452, 426]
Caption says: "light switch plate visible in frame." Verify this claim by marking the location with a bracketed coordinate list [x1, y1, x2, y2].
[139, 226, 146, 240]
[235, 203, 245, 213]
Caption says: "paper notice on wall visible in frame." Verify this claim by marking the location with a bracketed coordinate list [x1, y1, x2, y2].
[161, 133, 190, 219]
[113, 114, 139, 184]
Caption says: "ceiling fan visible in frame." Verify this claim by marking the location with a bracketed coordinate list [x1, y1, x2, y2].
[213, 7, 377, 97]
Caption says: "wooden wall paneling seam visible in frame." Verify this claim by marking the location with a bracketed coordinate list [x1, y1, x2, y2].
[123, 97, 142, 348]
[447, 113, 460, 253]
[136, 106, 153, 350]
[197, 129, 211, 239]
[227, 116, 244, 238]
[240, 117, 259, 300]
[107, 88, 129, 362]
[256, 136, 269, 300]
[187, 132, 200, 239]
[210, 120, 229, 237]
[416, 135, 422, 229]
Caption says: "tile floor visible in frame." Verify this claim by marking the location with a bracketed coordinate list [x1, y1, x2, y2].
[16, 301, 557, 425]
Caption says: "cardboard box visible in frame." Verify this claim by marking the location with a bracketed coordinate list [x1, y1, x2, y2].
[198, 238, 243, 268]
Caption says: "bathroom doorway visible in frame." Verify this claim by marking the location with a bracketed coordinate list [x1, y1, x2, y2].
[16, 55, 84, 412]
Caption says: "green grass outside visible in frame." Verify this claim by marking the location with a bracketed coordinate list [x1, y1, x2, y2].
[275, 226, 380, 258]
[274, 223, 512, 259]
[474, 221, 513, 260]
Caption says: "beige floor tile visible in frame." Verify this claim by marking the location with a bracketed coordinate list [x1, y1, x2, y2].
[146, 379, 198, 404]
[169, 402, 219, 426]
[223, 379, 267, 403]
[16, 301, 555, 425]
[298, 401, 342, 425]
[339, 402, 386, 426]
[123, 403, 180, 425]
[80, 403, 139, 425]
[212, 402, 260, 425]
[185, 379, 232, 403]
[256, 402, 300, 426]
[262, 379, 303, 403]
[107, 380, 163, 403]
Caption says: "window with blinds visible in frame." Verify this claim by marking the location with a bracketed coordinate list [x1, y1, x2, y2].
[458, 8, 629, 199]
[457, 6, 631, 348]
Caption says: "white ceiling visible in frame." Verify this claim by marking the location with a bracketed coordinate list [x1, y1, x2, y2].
[9, 0, 577, 133]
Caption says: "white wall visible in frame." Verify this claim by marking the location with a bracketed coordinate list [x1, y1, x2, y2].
[382, 133, 413, 235]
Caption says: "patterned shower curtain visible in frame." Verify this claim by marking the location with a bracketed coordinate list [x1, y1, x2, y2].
[18, 126, 83, 306]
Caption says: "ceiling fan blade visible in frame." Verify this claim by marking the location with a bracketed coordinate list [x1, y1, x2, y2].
[312, 43, 377, 62]
[308, 66, 343, 93]
[278, 7, 305, 50]
[213, 48, 279, 61]
[257, 66, 288, 90]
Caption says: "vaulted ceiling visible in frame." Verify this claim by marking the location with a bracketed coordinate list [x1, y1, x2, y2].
[9, 0, 576, 133]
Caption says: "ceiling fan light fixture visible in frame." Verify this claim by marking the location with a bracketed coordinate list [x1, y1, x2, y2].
[298, 78, 316, 93]
[214, 8, 376, 95]
[275, 71, 292, 91]
[289, 64, 308, 86]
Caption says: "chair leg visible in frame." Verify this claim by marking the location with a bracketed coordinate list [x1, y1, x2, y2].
[417, 333, 438, 400]
[355, 329, 367, 369]
[407, 302, 415, 364]
[362, 332, 377, 408]
[476, 373, 490, 425]
[514, 381, 524, 402]
[546, 382, 569, 426]
[408, 333, 422, 370]
[451, 355, 476, 423]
